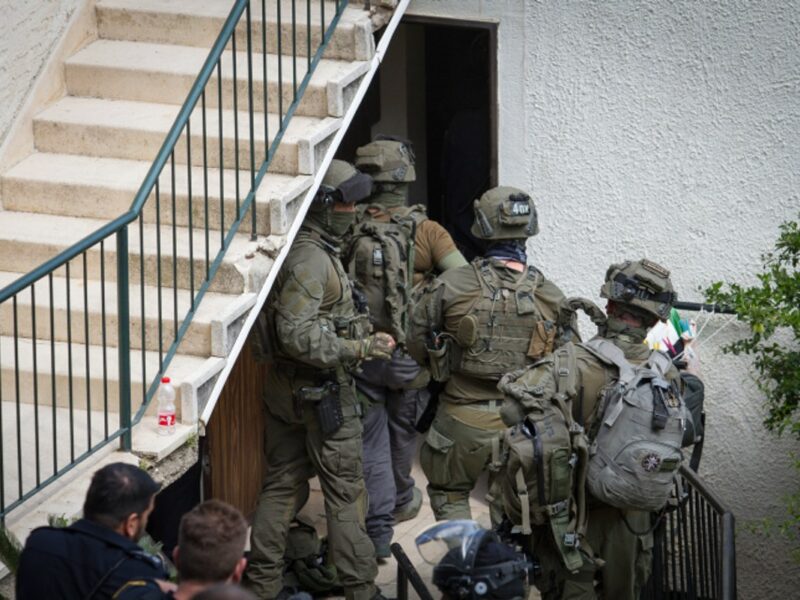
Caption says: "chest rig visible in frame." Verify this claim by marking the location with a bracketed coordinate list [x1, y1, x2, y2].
[453, 260, 555, 380]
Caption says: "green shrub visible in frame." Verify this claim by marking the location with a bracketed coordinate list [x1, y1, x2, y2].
[705, 214, 800, 559]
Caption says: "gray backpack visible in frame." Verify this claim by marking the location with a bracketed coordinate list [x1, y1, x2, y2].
[582, 339, 687, 512]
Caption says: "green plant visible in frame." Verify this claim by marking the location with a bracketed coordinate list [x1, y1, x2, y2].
[705, 213, 800, 558]
[47, 514, 75, 528]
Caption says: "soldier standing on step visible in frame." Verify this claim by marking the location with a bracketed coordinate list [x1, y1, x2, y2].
[344, 137, 468, 558]
[498, 259, 683, 600]
[243, 160, 394, 600]
[406, 186, 577, 521]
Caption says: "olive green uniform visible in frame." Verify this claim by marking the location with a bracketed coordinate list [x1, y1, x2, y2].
[407, 258, 571, 520]
[500, 333, 680, 600]
[245, 223, 378, 600]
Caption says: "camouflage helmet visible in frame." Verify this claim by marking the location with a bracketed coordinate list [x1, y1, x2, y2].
[470, 186, 539, 241]
[311, 159, 373, 209]
[600, 259, 677, 322]
[354, 137, 416, 183]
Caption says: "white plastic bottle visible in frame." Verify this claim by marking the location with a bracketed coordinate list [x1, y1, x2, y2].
[157, 376, 176, 436]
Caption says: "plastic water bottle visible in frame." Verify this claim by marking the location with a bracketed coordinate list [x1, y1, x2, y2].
[157, 377, 176, 436]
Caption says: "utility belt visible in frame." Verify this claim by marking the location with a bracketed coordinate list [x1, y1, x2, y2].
[271, 359, 357, 437]
[273, 358, 338, 384]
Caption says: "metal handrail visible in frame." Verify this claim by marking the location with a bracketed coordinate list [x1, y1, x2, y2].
[642, 464, 737, 600]
[0, 0, 350, 519]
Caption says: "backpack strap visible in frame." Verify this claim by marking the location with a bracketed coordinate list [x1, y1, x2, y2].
[583, 338, 636, 383]
[515, 469, 532, 535]
[550, 344, 589, 572]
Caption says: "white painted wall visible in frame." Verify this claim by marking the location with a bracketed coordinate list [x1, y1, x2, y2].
[0, 0, 83, 147]
[406, 1, 800, 597]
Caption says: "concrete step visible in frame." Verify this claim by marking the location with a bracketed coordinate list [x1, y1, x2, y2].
[96, 0, 374, 62]
[0, 335, 224, 423]
[4, 448, 136, 543]
[0, 211, 260, 295]
[33, 96, 341, 175]
[65, 40, 368, 119]
[0, 271, 257, 358]
[1, 152, 313, 236]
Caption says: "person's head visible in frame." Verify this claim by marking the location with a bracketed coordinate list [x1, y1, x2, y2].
[432, 530, 530, 600]
[173, 500, 248, 586]
[470, 187, 538, 243]
[306, 159, 372, 238]
[192, 583, 258, 600]
[354, 136, 415, 205]
[600, 259, 676, 339]
[83, 462, 161, 541]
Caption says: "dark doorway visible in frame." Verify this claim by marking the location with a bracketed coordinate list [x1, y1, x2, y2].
[339, 18, 497, 261]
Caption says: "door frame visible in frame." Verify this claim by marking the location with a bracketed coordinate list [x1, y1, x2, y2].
[401, 14, 499, 189]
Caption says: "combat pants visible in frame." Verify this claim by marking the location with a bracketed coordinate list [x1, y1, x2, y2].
[560, 506, 652, 600]
[357, 355, 429, 547]
[245, 400, 377, 600]
[419, 399, 506, 520]
[361, 401, 395, 549]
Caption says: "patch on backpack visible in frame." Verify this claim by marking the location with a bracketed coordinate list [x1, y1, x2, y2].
[641, 453, 662, 473]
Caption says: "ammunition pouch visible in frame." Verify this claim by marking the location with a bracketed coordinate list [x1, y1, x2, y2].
[298, 382, 345, 438]
[426, 334, 459, 382]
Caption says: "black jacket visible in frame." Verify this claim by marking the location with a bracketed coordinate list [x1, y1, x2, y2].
[16, 518, 167, 600]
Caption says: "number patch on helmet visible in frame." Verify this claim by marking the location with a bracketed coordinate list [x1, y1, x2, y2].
[510, 200, 530, 216]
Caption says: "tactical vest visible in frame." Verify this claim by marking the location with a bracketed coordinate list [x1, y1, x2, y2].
[453, 260, 558, 381]
[345, 204, 426, 344]
[497, 343, 589, 573]
[582, 339, 687, 512]
[256, 230, 370, 385]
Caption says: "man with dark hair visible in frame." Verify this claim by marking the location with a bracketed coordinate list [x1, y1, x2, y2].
[116, 499, 249, 599]
[16, 462, 169, 599]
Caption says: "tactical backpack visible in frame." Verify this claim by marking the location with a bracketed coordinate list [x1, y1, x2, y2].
[582, 338, 688, 512]
[497, 343, 589, 573]
[345, 205, 426, 344]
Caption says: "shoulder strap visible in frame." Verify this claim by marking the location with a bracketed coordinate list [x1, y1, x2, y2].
[583, 338, 636, 384]
[647, 349, 673, 376]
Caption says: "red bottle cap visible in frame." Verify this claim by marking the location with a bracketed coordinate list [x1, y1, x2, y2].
[161, 376, 171, 384]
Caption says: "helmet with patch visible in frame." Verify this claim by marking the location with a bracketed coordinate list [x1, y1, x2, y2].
[470, 186, 538, 241]
[600, 259, 677, 322]
[354, 137, 416, 183]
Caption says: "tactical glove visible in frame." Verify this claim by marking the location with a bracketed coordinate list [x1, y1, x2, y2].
[360, 332, 396, 361]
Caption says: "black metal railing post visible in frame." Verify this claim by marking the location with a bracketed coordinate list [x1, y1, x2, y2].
[116, 227, 132, 451]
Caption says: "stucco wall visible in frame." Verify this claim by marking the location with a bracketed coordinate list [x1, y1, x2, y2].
[407, 1, 800, 598]
[0, 0, 82, 147]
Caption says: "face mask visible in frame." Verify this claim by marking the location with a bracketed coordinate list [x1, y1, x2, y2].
[327, 210, 356, 237]
[602, 315, 649, 342]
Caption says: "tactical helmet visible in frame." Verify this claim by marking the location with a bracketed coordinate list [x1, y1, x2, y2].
[307, 160, 373, 237]
[311, 159, 373, 208]
[600, 259, 677, 322]
[470, 186, 538, 241]
[417, 521, 531, 600]
[354, 137, 416, 183]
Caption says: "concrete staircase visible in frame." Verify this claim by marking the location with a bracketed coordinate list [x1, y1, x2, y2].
[0, 0, 378, 544]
